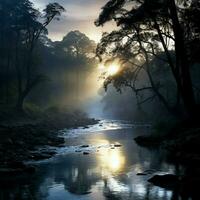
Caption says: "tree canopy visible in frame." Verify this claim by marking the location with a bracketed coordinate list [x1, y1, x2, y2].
[0, 0, 65, 111]
[96, 0, 200, 118]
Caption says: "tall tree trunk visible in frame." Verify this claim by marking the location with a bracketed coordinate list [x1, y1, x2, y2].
[134, 25, 179, 116]
[169, 0, 196, 116]
[16, 38, 34, 112]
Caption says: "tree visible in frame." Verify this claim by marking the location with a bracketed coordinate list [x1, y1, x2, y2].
[16, 2, 65, 111]
[54, 31, 96, 103]
[29, 31, 97, 108]
[0, 0, 65, 111]
[95, 0, 200, 117]
[96, 27, 179, 116]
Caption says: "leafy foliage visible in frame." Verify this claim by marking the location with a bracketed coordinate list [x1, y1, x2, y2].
[0, 0, 65, 111]
[96, 0, 200, 117]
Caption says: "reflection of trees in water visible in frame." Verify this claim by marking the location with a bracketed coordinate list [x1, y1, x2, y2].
[54, 165, 100, 195]
[0, 134, 198, 200]
[103, 178, 123, 200]
[102, 179, 174, 200]
[101, 146, 196, 200]
[36, 156, 102, 197]
[0, 155, 101, 199]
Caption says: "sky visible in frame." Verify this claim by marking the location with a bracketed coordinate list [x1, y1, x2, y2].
[31, 0, 117, 43]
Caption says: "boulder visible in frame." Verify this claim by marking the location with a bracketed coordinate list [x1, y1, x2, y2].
[148, 174, 179, 189]
[80, 145, 89, 148]
[114, 144, 122, 147]
[83, 152, 90, 155]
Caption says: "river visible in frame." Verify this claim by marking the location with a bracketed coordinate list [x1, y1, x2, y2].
[0, 120, 178, 200]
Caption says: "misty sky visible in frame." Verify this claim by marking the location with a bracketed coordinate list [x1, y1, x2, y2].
[31, 0, 116, 42]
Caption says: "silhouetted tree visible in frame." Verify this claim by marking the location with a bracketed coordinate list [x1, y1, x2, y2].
[28, 31, 97, 108]
[0, 0, 65, 111]
[96, 0, 200, 118]
[96, 27, 180, 116]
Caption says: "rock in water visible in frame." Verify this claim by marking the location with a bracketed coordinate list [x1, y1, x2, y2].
[148, 174, 179, 189]
[83, 152, 90, 155]
[80, 145, 89, 148]
[137, 172, 147, 176]
[114, 144, 122, 147]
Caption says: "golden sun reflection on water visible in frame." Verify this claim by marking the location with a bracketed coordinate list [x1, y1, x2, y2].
[98, 147, 126, 173]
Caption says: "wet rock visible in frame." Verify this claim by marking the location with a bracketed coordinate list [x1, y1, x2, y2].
[30, 152, 52, 160]
[114, 144, 122, 147]
[137, 172, 147, 176]
[148, 174, 179, 189]
[83, 152, 90, 155]
[0, 114, 98, 166]
[80, 145, 89, 148]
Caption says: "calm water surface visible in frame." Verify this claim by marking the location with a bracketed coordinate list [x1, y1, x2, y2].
[1, 120, 177, 200]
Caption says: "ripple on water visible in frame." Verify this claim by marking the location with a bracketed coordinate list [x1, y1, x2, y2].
[59, 120, 136, 139]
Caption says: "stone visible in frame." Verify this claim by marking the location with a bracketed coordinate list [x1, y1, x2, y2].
[83, 152, 90, 155]
[114, 144, 122, 147]
[148, 174, 179, 189]
[137, 172, 147, 176]
[80, 145, 89, 148]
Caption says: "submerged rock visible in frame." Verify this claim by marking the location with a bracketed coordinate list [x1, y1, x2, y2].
[148, 174, 179, 189]
[30, 152, 52, 160]
[83, 152, 90, 155]
[137, 172, 148, 176]
[80, 145, 89, 148]
[114, 144, 122, 147]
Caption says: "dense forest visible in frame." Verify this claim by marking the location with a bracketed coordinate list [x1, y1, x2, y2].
[0, 0, 98, 116]
[1, 0, 200, 200]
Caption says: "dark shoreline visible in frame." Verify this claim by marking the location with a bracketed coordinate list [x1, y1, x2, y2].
[0, 115, 99, 175]
[134, 122, 200, 197]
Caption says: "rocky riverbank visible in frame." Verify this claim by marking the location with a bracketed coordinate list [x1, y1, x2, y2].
[134, 125, 200, 165]
[0, 110, 98, 175]
[134, 120, 200, 198]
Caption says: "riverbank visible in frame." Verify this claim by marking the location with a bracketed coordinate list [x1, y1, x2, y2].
[0, 110, 98, 174]
[134, 119, 200, 196]
[134, 120, 200, 165]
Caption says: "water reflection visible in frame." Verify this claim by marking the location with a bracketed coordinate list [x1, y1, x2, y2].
[98, 147, 125, 173]
[0, 122, 196, 200]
